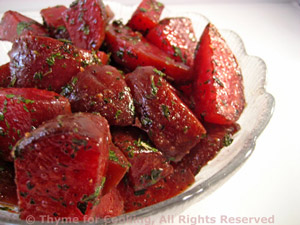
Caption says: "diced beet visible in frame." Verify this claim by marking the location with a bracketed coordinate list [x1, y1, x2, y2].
[0, 88, 71, 162]
[8, 35, 104, 93]
[40, 5, 70, 39]
[111, 126, 173, 191]
[0, 11, 48, 42]
[118, 164, 194, 212]
[193, 23, 246, 124]
[146, 17, 197, 67]
[125, 66, 206, 162]
[0, 63, 11, 87]
[0, 159, 17, 206]
[127, 0, 164, 35]
[94, 187, 124, 218]
[13, 113, 110, 220]
[177, 122, 240, 175]
[105, 23, 192, 84]
[63, 0, 107, 50]
[103, 143, 130, 194]
[64, 65, 135, 126]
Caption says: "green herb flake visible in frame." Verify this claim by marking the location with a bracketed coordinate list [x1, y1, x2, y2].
[116, 49, 124, 60]
[150, 75, 158, 96]
[139, 7, 147, 12]
[109, 150, 119, 162]
[118, 91, 125, 100]
[172, 46, 186, 64]
[161, 104, 170, 119]
[0, 112, 4, 121]
[23, 105, 29, 113]
[135, 138, 158, 153]
[57, 25, 66, 32]
[223, 133, 233, 147]
[71, 77, 78, 85]
[153, 68, 166, 77]
[24, 99, 35, 104]
[141, 116, 152, 127]
[17, 21, 32, 35]
[46, 52, 63, 66]
[82, 24, 90, 35]
[150, 169, 162, 183]
[34, 72, 43, 80]
[6, 94, 15, 99]
[106, 71, 113, 75]
[115, 110, 122, 120]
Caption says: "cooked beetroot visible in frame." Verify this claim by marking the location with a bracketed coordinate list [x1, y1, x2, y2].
[105, 23, 192, 84]
[127, 0, 164, 35]
[0, 88, 71, 162]
[94, 187, 124, 218]
[118, 164, 194, 212]
[193, 23, 245, 124]
[112, 126, 173, 191]
[0, 63, 11, 87]
[63, 0, 107, 50]
[13, 113, 110, 220]
[177, 122, 240, 175]
[103, 143, 130, 194]
[146, 17, 197, 67]
[0, 11, 48, 42]
[40, 5, 70, 39]
[64, 65, 135, 126]
[125, 66, 206, 162]
[8, 35, 105, 93]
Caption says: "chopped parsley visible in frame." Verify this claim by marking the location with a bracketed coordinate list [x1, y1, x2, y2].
[150, 75, 158, 96]
[161, 104, 170, 119]
[16, 21, 32, 35]
[223, 133, 233, 146]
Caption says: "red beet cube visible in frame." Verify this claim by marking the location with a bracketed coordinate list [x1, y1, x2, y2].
[0, 11, 48, 42]
[13, 113, 110, 220]
[0, 88, 71, 162]
[127, 0, 164, 35]
[125, 66, 206, 162]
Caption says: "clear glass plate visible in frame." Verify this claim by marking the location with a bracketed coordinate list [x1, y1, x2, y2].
[0, 1, 275, 224]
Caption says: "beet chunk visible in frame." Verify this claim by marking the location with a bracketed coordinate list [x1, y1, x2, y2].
[105, 23, 192, 84]
[63, 0, 107, 50]
[40, 5, 70, 40]
[126, 66, 206, 162]
[8, 35, 104, 93]
[0, 88, 71, 162]
[65, 65, 135, 126]
[146, 17, 197, 67]
[178, 122, 241, 175]
[118, 164, 194, 212]
[193, 23, 245, 124]
[127, 0, 164, 35]
[103, 143, 130, 194]
[0, 11, 48, 42]
[13, 113, 110, 220]
[112, 126, 173, 191]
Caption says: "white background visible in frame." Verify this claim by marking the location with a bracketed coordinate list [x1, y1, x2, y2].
[0, 0, 299, 225]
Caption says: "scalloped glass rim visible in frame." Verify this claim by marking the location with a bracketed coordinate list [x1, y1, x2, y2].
[0, 1, 275, 224]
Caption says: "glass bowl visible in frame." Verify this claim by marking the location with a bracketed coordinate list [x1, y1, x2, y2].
[0, 1, 275, 224]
